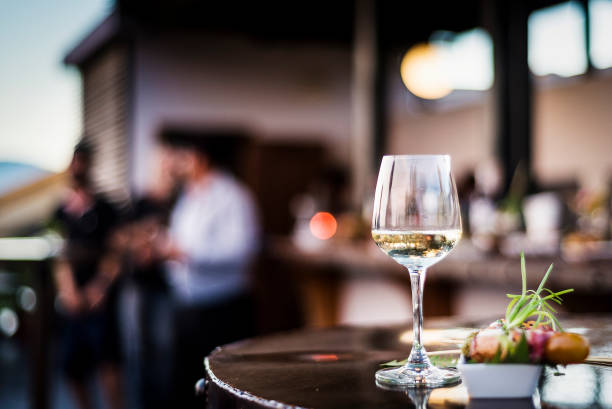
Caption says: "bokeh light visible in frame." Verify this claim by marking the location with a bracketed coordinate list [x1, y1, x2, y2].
[17, 286, 37, 312]
[309, 212, 337, 240]
[400, 43, 452, 100]
[590, 0, 612, 69]
[528, 1, 587, 77]
[0, 308, 19, 337]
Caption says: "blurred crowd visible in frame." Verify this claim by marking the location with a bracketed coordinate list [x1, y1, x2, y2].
[50, 130, 260, 409]
[457, 159, 612, 259]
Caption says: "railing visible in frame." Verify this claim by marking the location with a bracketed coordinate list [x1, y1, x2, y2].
[0, 236, 61, 409]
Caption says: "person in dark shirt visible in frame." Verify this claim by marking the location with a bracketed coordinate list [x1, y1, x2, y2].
[52, 142, 124, 409]
[118, 191, 175, 409]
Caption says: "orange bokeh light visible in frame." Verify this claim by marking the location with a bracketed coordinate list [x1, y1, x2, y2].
[309, 212, 337, 240]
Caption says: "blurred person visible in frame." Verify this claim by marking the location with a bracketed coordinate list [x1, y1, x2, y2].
[158, 129, 260, 408]
[51, 141, 124, 409]
[457, 171, 476, 236]
[117, 147, 176, 409]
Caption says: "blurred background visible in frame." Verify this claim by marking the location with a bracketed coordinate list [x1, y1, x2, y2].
[1, 0, 612, 408]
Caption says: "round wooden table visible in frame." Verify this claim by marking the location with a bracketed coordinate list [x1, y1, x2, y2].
[202, 316, 612, 408]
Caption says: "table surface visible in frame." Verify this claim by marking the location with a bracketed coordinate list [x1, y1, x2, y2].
[204, 315, 612, 409]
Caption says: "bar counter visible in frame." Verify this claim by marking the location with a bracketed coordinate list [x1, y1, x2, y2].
[203, 315, 612, 409]
[263, 238, 612, 327]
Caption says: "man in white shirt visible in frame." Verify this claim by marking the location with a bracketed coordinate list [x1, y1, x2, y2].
[158, 129, 259, 408]
[166, 154, 259, 306]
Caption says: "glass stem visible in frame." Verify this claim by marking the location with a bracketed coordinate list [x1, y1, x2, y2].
[408, 267, 430, 367]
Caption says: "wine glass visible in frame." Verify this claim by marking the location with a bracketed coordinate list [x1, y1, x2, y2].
[372, 155, 462, 387]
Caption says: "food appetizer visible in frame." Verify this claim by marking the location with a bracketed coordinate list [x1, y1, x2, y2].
[458, 253, 589, 398]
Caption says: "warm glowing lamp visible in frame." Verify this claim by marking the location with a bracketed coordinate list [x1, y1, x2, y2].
[309, 212, 337, 240]
[400, 43, 452, 99]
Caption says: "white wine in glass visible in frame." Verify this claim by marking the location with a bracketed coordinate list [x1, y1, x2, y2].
[372, 155, 462, 387]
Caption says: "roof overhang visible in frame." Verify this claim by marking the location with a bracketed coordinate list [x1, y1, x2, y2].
[64, 12, 121, 66]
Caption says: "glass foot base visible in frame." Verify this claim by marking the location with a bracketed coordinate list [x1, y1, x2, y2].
[375, 365, 460, 388]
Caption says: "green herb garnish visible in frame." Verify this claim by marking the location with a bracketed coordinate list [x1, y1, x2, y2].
[503, 252, 573, 332]
[429, 354, 458, 368]
[380, 359, 407, 368]
[381, 354, 458, 368]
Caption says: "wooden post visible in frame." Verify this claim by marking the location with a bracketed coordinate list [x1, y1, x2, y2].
[351, 0, 380, 208]
[30, 259, 52, 409]
[485, 0, 533, 192]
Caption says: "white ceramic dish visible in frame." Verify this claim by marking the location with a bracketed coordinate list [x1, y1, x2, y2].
[458, 359, 542, 398]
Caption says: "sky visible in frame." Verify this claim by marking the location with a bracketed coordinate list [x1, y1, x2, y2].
[0, 0, 112, 172]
